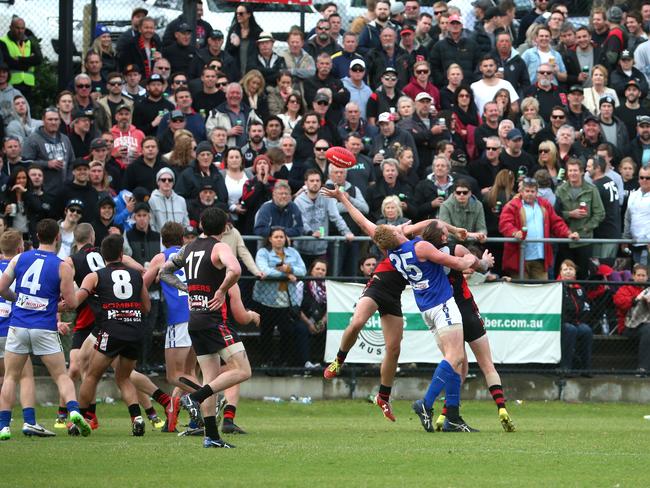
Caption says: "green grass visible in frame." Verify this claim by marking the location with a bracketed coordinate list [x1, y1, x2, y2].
[1, 400, 649, 487]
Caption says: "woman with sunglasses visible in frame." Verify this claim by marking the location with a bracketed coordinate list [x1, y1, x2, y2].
[276, 90, 304, 135]
[226, 4, 263, 76]
[451, 85, 481, 159]
[536, 140, 561, 184]
[402, 60, 441, 111]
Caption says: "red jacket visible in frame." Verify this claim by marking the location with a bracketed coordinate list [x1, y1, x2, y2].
[402, 77, 441, 110]
[613, 284, 644, 334]
[498, 194, 571, 275]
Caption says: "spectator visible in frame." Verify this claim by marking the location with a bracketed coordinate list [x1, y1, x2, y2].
[414, 155, 454, 221]
[522, 63, 567, 123]
[97, 72, 133, 127]
[370, 111, 419, 171]
[499, 177, 578, 279]
[610, 51, 648, 101]
[471, 55, 519, 115]
[221, 147, 251, 227]
[500, 128, 535, 177]
[148, 167, 189, 232]
[615, 80, 650, 138]
[331, 32, 365, 80]
[116, 7, 148, 57]
[343, 133, 375, 196]
[225, 4, 263, 75]
[207, 126, 228, 167]
[0, 16, 42, 99]
[585, 155, 621, 260]
[55, 159, 98, 223]
[597, 95, 628, 150]
[396, 95, 415, 121]
[187, 183, 228, 228]
[624, 11, 647, 54]
[68, 109, 96, 159]
[132, 74, 175, 137]
[367, 158, 415, 220]
[451, 86, 481, 159]
[5, 95, 41, 144]
[293, 169, 353, 268]
[623, 114, 650, 172]
[123, 136, 164, 192]
[483, 168, 515, 267]
[121, 64, 147, 102]
[220, 219, 263, 279]
[57, 199, 84, 259]
[469, 136, 505, 197]
[162, 0, 213, 50]
[253, 226, 307, 366]
[206, 83, 261, 147]
[619, 157, 638, 217]
[530, 106, 568, 154]
[110, 104, 145, 168]
[88, 136, 122, 191]
[358, 0, 395, 54]
[429, 14, 481, 87]
[558, 259, 594, 375]
[189, 29, 238, 83]
[622, 166, 650, 265]
[599, 6, 626, 73]
[402, 60, 441, 111]
[240, 154, 275, 235]
[159, 88, 206, 144]
[0, 63, 23, 126]
[394, 144, 419, 189]
[1, 167, 29, 235]
[583, 65, 620, 115]
[56, 90, 75, 135]
[189, 67, 225, 117]
[297, 258, 329, 367]
[1, 136, 28, 178]
[535, 140, 561, 184]
[157, 109, 188, 155]
[474, 101, 501, 155]
[613, 264, 650, 376]
[176, 140, 228, 201]
[492, 32, 530, 95]
[341, 60, 371, 120]
[241, 120, 267, 168]
[22, 107, 75, 193]
[264, 116, 284, 149]
[88, 161, 113, 199]
[249, 32, 286, 88]
[89, 24, 118, 80]
[119, 16, 161, 79]
[565, 85, 593, 130]
[282, 28, 316, 87]
[306, 19, 341, 59]
[275, 89, 304, 135]
[162, 23, 197, 74]
[438, 179, 487, 246]
[253, 180, 303, 238]
[556, 124, 584, 168]
[93, 195, 119, 244]
[241, 69, 269, 122]
[70, 73, 110, 133]
[358, 254, 378, 278]
[521, 26, 567, 85]
[554, 159, 606, 278]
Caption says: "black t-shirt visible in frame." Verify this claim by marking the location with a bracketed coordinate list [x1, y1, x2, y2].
[615, 104, 650, 140]
[95, 262, 144, 341]
[499, 151, 536, 178]
[593, 175, 621, 238]
[182, 236, 227, 331]
[191, 89, 225, 115]
[71, 244, 104, 320]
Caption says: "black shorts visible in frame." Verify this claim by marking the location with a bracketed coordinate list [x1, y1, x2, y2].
[360, 274, 404, 317]
[71, 328, 93, 350]
[189, 324, 242, 357]
[94, 330, 141, 360]
[458, 299, 486, 343]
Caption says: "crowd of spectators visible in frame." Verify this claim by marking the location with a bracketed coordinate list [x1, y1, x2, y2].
[1, 0, 650, 370]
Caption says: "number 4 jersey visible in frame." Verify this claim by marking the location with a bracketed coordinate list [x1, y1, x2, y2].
[12, 250, 62, 331]
[95, 262, 144, 341]
[388, 237, 453, 312]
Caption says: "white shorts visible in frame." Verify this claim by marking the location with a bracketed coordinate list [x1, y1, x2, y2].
[165, 322, 192, 349]
[421, 297, 463, 336]
[0, 336, 6, 359]
[5, 327, 63, 356]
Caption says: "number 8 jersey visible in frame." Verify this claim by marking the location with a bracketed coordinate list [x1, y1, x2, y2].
[12, 250, 62, 331]
[388, 237, 453, 312]
[95, 262, 144, 341]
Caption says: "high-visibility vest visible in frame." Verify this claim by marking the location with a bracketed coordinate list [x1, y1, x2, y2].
[0, 36, 35, 87]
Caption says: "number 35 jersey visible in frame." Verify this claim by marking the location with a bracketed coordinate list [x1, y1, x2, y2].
[388, 237, 453, 312]
[95, 262, 144, 341]
[12, 250, 62, 331]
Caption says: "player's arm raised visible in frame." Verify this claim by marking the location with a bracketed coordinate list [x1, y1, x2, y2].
[75, 272, 98, 306]
[321, 186, 377, 237]
[415, 240, 477, 271]
[454, 245, 494, 272]
[210, 242, 242, 310]
[159, 245, 187, 292]
[228, 284, 260, 327]
[60, 261, 79, 310]
[402, 219, 468, 241]
[143, 252, 165, 288]
[0, 255, 18, 302]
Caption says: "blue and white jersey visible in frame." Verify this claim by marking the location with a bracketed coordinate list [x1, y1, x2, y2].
[388, 237, 453, 312]
[12, 250, 62, 331]
[162, 246, 189, 326]
[0, 259, 13, 338]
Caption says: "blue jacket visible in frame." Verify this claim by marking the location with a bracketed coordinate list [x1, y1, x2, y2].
[253, 246, 306, 308]
[253, 200, 304, 238]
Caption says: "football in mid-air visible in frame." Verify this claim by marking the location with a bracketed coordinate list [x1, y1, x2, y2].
[326, 146, 356, 169]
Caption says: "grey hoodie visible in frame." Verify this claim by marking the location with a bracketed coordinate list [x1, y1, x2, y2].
[6, 100, 42, 143]
[21, 126, 75, 193]
[148, 189, 190, 232]
[293, 191, 351, 256]
[0, 85, 23, 125]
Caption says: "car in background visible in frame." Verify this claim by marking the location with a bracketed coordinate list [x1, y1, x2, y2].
[146, 0, 320, 44]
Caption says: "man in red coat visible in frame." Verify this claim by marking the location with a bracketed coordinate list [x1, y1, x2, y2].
[499, 178, 579, 278]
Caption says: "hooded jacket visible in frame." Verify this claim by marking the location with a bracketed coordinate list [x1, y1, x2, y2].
[292, 192, 351, 256]
[110, 123, 145, 167]
[21, 126, 75, 193]
[148, 189, 189, 232]
[5, 100, 42, 143]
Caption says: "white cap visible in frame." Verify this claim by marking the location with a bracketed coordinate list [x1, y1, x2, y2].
[415, 92, 433, 102]
[378, 112, 393, 123]
[350, 59, 366, 70]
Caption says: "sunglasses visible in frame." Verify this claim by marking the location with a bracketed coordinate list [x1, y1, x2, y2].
[173, 80, 188, 85]
[171, 117, 184, 122]
[415, 69, 429, 74]
[67, 207, 83, 214]
[434, 10, 447, 15]
[76, 84, 91, 89]
[236, 11, 246, 16]
[640, 176, 650, 180]
[216, 82, 228, 87]
[351, 67, 365, 72]
[455, 190, 469, 195]
[157, 67, 171, 71]
[523, 177, 537, 184]
[315, 146, 329, 151]
[383, 75, 397, 81]
[288, 99, 299, 103]
[486, 147, 500, 151]
[316, 100, 330, 106]
[551, 114, 565, 119]
[458, 93, 470, 98]
[539, 149, 550, 153]
[538, 71, 553, 75]
[108, 81, 123, 86]
[159, 177, 174, 183]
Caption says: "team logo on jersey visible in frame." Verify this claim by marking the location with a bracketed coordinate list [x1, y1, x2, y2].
[0, 302, 10, 317]
[15, 293, 48, 311]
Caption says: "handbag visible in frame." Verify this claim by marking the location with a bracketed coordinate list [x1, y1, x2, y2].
[286, 287, 301, 323]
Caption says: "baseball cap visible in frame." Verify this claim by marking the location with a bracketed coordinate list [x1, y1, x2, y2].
[170, 109, 185, 121]
[415, 92, 433, 102]
[383, 67, 398, 76]
[131, 7, 148, 18]
[314, 92, 330, 103]
[350, 59, 366, 70]
[400, 25, 415, 35]
[599, 95, 615, 107]
[568, 85, 584, 94]
[176, 22, 192, 33]
[378, 112, 393, 123]
[637, 115, 650, 125]
[257, 32, 274, 43]
[208, 29, 224, 39]
[200, 183, 216, 193]
[66, 199, 84, 210]
[134, 202, 151, 213]
[72, 109, 93, 121]
[506, 128, 523, 140]
[72, 159, 90, 170]
[147, 73, 164, 84]
[583, 114, 599, 125]
[90, 138, 108, 150]
[115, 103, 132, 113]
[123, 64, 140, 75]
[448, 14, 463, 24]
[620, 50, 633, 60]
[390, 1, 405, 15]
[626, 79, 642, 91]
[98, 195, 116, 208]
[472, 0, 493, 10]
[132, 187, 150, 202]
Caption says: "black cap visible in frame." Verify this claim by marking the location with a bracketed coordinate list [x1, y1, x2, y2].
[131, 7, 148, 18]
[383, 66, 398, 76]
[200, 183, 216, 193]
[484, 6, 504, 20]
[583, 114, 599, 125]
[0, 62, 9, 72]
[568, 85, 584, 94]
[599, 95, 615, 107]
[115, 103, 132, 113]
[184, 225, 198, 236]
[72, 108, 93, 121]
[626, 79, 642, 91]
[208, 29, 224, 39]
[132, 186, 150, 202]
[72, 159, 90, 169]
[147, 73, 164, 84]
[170, 109, 185, 120]
[98, 195, 116, 208]
[176, 22, 192, 33]
[90, 138, 108, 150]
[134, 202, 151, 213]
[637, 115, 650, 126]
[66, 198, 84, 210]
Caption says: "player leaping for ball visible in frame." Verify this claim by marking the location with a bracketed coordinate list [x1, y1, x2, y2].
[320, 186, 468, 422]
[374, 221, 483, 432]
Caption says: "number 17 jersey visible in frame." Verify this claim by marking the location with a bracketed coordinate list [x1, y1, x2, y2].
[388, 237, 452, 312]
[12, 250, 62, 331]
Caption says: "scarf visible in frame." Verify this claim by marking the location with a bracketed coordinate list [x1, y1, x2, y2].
[138, 36, 156, 79]
[453, 104, 480, 127]
[308, 280, 326, 305]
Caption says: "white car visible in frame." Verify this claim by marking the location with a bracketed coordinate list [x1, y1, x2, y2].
[146, 0, 320, 47]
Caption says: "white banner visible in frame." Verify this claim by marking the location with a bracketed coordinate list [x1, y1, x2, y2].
[325, 281, 562, 364]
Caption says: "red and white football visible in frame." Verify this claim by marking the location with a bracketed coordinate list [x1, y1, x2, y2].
[326, 146, 356, 169]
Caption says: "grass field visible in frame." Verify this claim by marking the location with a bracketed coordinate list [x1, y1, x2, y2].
[1, 400, 649, 487]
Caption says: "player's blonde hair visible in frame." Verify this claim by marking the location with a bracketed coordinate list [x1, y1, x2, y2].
[0, 229, 22, 256]
[373, 224, 401, 251]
